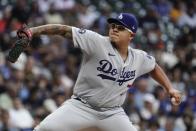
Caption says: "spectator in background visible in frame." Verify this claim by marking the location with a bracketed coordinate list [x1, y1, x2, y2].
[169, 0, 184, 24]
[134, 78, 149, 110]
[76, 3, 99, 28]
[171, 67, 185, 93]
[29, 1, 45, 26]
[44, 3, 64, 24]
[37, 0, 51, 13]
[138, 6, 163, 50]
[139, 93, 159, 121]
[11, 0, 30, 24]
[161, 117, 178, 131]
[123, 88, 141, 130]
[8, 98, 34, 130]
[146, 119, 161, 131]
[0, 79, 13, 110]
[154, 86, 171, 115]
[94, 6, 111, 35]
[174, 109, 196, 131]
[178, 1, 196, 28]
[152, 0, 171, 17]
[187, 70, 196, 95]
[0, 108, 19, 131]
[53, 0, 75, 11]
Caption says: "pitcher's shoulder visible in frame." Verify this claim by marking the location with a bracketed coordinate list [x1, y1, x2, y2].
[129, 47, 147, 55]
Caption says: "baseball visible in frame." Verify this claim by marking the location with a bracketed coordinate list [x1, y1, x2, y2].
[171, 97, 179, 105]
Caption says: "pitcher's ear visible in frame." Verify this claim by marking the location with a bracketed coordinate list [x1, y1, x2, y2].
[129, 33, 135, 40]
[129, 36, 133, 41]
[131, 33, 135, 37]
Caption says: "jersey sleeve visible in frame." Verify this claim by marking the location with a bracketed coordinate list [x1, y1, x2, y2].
[137, 51, 156, 77]
[72, 27, 102, 56]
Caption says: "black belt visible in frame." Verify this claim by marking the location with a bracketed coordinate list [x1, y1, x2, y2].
[74, 97, 88, 104]
[73, 97, 121, 111]
[74, 97, 80, 101]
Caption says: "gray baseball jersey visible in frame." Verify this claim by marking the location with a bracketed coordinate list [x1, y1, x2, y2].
[72, 27, 156, 109]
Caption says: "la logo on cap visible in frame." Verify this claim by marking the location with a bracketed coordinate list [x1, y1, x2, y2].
[118, 14, 123, 19]
[132, 26, 135, 30]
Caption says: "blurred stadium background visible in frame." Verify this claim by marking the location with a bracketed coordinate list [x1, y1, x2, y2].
[0, 0, 195, 131]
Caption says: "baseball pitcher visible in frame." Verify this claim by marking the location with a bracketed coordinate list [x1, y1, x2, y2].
[9, 13, 182, 131]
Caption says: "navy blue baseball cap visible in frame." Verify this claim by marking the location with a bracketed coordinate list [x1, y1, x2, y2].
[107, 13, 138, 33]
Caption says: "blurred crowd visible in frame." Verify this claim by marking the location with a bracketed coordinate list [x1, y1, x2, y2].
[0, 0, 196, 131]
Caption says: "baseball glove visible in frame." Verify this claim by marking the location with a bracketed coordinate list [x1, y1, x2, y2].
[7, 38, 29, 63]
[7, 24, 32, 63]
